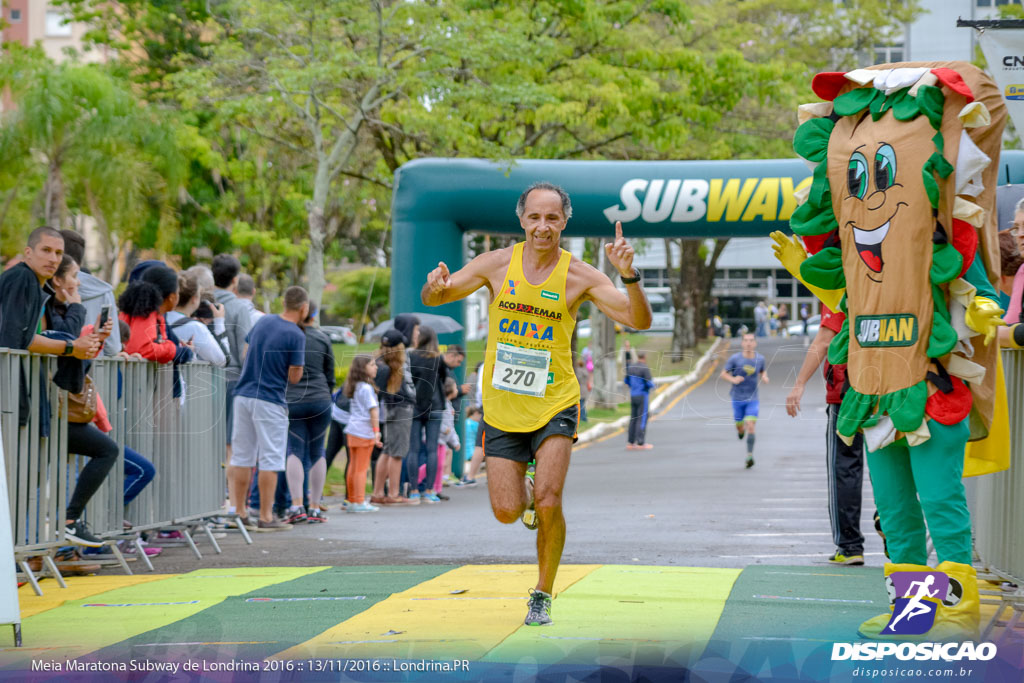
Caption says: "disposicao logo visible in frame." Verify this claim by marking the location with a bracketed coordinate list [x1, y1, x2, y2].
[831, 569, 998, 663]
[884, 570, 947, 636]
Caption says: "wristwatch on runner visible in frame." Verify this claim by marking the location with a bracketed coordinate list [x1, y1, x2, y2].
[620, 268, 641, 284]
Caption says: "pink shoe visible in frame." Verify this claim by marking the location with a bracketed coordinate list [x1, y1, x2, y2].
[124, 544, 162, 556]
[157, 530, 183, 539]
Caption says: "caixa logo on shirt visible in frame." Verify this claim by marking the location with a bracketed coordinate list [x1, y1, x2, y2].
[498, 318, 554, 341]
[855, 314, 917, 347]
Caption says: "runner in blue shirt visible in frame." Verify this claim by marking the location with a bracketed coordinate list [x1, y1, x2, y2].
[720, 332, 769, 468]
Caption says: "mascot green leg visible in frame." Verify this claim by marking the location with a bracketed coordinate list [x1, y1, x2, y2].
[866, 418, 971, 564]
[860, 418, 976, 640]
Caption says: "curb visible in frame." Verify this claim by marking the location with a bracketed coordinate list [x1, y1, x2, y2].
[575, 336, 726, 445]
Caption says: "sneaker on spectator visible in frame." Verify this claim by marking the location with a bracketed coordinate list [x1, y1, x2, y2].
[423, 493, 441, 504]
[285, 506, 308, 524]
[436, 492, 450, 501]
[454, 478, 477, 488]
[81, 544, 113, 556]
[64, 520, 104, 548]
[348, 502, 380, 513]
[157, 530, 184, 540]
[307, 508, 327, 523]
[406, 493, 421, 506]
[124, 543, 162, 557]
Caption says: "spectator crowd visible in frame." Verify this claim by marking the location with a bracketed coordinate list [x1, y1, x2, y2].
[0, 227, 488, 575]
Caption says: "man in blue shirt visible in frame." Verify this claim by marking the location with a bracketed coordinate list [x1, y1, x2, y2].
[624, 351, 655, 450]
[720, 332, 769, 468]
[228, 286, 308, 531]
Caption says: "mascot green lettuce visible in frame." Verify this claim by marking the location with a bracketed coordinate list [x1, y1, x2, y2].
[772, 62, 1011, 641]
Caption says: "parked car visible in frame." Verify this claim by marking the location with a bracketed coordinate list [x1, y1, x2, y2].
[321, 325, 358, 345]
[786, 314, 820, 337]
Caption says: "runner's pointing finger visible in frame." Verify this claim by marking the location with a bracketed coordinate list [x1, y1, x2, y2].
[615, 221, 623, 242]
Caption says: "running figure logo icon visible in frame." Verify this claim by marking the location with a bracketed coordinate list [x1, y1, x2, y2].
[883, 570, 950, 636]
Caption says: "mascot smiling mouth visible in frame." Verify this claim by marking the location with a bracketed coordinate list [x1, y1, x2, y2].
[853, 220, 889, 273]
[851, 205, 903, 275]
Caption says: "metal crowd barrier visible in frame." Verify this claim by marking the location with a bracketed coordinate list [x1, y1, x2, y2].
[0, 351, 67, 554]
[967, 348, 1024, 645]
[1, 348, 230, 590]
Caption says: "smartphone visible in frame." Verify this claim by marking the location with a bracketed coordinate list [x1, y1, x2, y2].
[99, 305, 111, 329]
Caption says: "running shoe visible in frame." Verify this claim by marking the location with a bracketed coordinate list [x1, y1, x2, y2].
[524, 588, 553, 626]
[307, 509, 328, 523]
[406, 493, 421, 506]
[828, 551, 865, 566]
[454, 478, 477, 488]
[745, 455, 755, 469]
[64, 520, 104, 548]
[521, 464, 538, 530]
[286, 506, 308, 524]
[422, 493, 441, 504]
[436, 492, 450, 501]
[737, 427, 745, 440]
[348, 502, 380, 512]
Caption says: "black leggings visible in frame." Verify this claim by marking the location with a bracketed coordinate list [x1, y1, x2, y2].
[66, 421, 119, 520]
[325, 420, 347, 472]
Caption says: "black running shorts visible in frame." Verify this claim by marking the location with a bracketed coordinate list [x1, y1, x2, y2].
[482, 404, 579, 463]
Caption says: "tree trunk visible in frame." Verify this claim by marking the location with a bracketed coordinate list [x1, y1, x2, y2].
[667, 238, 730, 357]
[43, 159, 68, 228]
[305, 160, 330, 310]
[590, 237, 620, 410]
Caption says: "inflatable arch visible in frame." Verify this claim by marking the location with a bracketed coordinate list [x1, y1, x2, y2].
[389, 153, 1024, 343]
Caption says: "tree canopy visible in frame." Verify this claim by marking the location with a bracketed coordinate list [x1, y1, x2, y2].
[4, 0, 918, 330]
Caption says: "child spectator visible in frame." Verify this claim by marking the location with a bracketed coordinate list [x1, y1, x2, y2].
[456, 405, 482, 487]
[371, 329, 416, 505]
[344, 355, 383, 512]
[435, 377, 460, 497]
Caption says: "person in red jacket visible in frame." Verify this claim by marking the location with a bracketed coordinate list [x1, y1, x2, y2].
[117, 264, 193, 363]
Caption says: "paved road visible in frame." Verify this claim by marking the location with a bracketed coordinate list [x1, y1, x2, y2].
[153, 336, 885, 572]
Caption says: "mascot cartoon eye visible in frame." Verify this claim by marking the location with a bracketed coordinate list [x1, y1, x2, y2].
[875, 144, 897, 191]
[848, 151, 868, 199]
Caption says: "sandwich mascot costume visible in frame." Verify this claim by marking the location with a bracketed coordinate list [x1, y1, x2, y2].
[772, 61, 1013, 641]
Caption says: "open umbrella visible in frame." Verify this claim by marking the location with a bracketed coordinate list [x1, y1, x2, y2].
[367, 312, 464, 339]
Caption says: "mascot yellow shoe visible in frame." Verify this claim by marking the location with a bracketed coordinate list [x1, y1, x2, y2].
[859, 562, 979, 642]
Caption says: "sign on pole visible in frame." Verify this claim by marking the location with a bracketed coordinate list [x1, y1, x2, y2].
[0, 423, 22, 646]
[978, 28, 1024, 139]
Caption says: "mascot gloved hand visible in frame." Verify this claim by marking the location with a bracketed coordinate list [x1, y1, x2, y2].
[965, 296, 1005, 346]
[770, 231, 844, 312]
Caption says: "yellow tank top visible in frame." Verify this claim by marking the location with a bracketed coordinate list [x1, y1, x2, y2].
[482, 242, 580, 432]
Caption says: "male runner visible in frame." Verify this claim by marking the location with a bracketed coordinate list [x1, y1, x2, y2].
[422, 181, 652, 626]
[720, 332, 768, 468]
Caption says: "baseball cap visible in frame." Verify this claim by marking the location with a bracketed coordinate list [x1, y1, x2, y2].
[381, 328, 406, 347]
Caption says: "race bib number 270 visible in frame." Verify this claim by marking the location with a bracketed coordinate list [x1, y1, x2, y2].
[492, 342, 550, 397]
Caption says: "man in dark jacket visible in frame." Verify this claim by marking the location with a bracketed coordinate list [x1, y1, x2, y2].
[624, 352, 655, 450]
[0, 227, 98, 358]
[0, 228, 99, 427]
